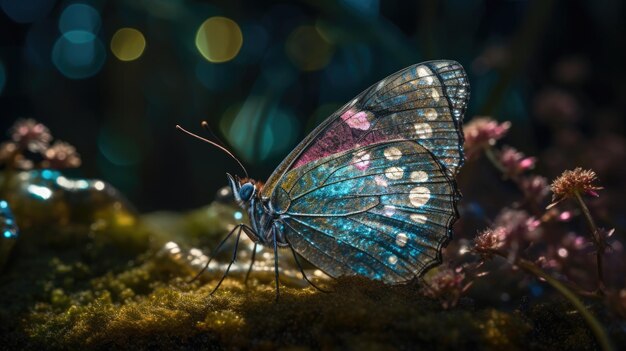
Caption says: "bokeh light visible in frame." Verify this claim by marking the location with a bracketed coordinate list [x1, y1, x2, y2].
[110, 28, 146, 61]
[222, 97, 300, 162]
[0, 60, 5, 94]
[59, 3, 101, 34]
[1, 0, 55, 23]
[340, 0, 380, 17]
[258, 109, 299, 160]
[98, 128, 141, 166]
[285, 25, 333, 71]
[52, 31, 106, 79]
[195, 17, 243, 63]
[52, 3, 105, 79]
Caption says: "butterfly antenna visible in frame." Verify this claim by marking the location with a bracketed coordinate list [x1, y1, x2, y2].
[176, 124, 249, 178]
[201, 120, 228, 149]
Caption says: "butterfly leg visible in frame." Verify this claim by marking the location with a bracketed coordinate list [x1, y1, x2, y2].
[209, 225, 243, 295]
[272, 226, 280, 301]
[244, 242, 257, 286]
[285, 235, 332, 293]
[189, 223, 242, 283]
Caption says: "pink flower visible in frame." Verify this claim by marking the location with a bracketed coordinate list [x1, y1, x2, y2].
[473, 227, 507, 258]
[0, 141, 33, 170]
[494, 208, 541, 242]
[421, 266, 471, 309]
[520, 175, 550, 202]
[548, 168, 602, 208]
[42, 141, 81, 169]
[463, 117, 511, 159]
[10, 118, 52, 153]
[499, 146, 536, 176]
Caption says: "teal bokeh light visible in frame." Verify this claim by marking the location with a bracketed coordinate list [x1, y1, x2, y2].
[52, 31, 106, 79]
[340, 0, 379, 17]
[258, 109, 299, 161]
[98, 128, 141, 166]
[59, 3, 101, 34]
[224, 96, 300, 162]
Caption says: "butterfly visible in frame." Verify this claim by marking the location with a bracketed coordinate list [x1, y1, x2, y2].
[181, 60, 469, 298]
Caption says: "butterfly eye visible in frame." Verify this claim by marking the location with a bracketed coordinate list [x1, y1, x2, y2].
[238, 183, 255, 202]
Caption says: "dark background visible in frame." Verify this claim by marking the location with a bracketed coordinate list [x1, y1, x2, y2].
[0, 0, 624, 214]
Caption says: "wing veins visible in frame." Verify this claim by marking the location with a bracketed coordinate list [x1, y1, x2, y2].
[287, 216, 406, 280]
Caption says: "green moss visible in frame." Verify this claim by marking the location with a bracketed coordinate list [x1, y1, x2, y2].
[0, 185, 618, 349]
[20, 274, 536, 350]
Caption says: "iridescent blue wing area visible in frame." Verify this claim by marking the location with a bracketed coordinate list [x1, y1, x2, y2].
[262, 60, 469, 282]
[273, 141, 459, 282]
[261, 60, 469, 199]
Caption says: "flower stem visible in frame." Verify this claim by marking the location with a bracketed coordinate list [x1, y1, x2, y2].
[515, 258, 613, 351]
[573, 191, 605, 292]
[484, 250, 613, 351]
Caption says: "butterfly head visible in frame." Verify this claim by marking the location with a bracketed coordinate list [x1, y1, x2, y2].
[227, 173, 263, 206]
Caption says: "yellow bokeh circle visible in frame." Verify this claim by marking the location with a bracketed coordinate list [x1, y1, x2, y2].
[195, 17, 243, 63]
[285, 25, 333, 71]
[110, 28, 146, 61]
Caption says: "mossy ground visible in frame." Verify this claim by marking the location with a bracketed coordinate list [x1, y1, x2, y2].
[0, 204, 619, 350]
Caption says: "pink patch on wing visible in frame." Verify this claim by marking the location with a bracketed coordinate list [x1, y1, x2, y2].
[341, 109, 371, 130]
[353, 151, 371, 170]
[291, 108, 386, 169]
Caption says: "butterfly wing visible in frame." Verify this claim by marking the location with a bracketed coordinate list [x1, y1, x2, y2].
[274, 140, 458, 282]
[261, 60, 469, 200]
[263, 60, 469, 281]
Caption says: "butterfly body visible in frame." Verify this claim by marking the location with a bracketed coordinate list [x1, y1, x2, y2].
[210, 60, 469, 291]
[227, 173, 288, 247]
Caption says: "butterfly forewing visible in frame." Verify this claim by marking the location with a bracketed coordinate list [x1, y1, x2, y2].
[261, 60, 468, 200]
[259, 60, 468, 283]
[278, 141, 458, 282]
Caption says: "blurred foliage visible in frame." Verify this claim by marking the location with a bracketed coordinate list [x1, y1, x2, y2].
[0, 0, 623, 215]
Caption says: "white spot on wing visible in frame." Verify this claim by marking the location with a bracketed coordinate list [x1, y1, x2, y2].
[417, 66, 434, 85]
[384, 167, 404, 180]
[410, 171, 428, 182]
[395, 233, 408, 247]
[383, 147, 402, 160]
[410, 214, 427, 224]
[424, 108, 438, 120]
[431, 88, 440, 102]
[374, 175, 388, 187]
[353, 150, 371, 170]
[414, 123, 433, 139]
[388, 254, 398, 265]
[409, 187, 431, 208]
[383, 205, 396, 217]
[376, 79, 386, 91]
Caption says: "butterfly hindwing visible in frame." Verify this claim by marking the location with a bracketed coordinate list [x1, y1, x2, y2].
[276, 140, 459, 282]
[261, 60, 468, 200]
